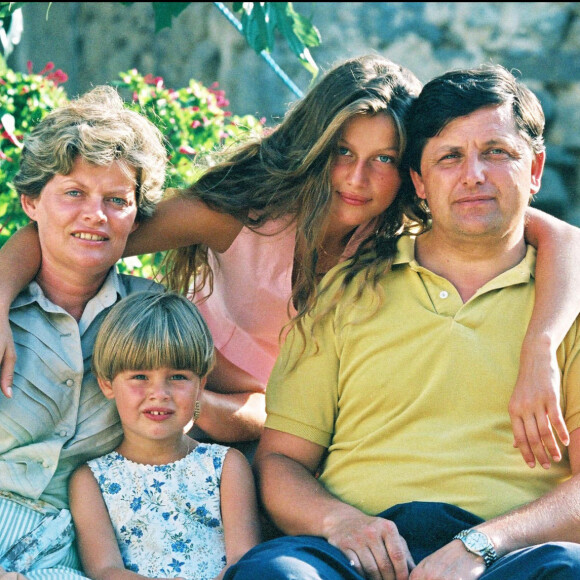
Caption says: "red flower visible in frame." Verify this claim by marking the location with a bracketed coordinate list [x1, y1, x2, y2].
[179, 145, 196, 155]
[46, 70, 68, 86]
[143, 74, 165, 89]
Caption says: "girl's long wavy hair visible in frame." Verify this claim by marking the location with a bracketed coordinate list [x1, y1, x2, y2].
[162, 54, 430, 333]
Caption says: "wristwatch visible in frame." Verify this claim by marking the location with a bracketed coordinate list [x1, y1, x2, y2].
[453, 529, 498, 568]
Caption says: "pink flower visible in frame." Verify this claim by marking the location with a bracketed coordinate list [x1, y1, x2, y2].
[39, 62, 55, 75]
[191, 120, 201, 129]
[46, 69, 68, 86]
[143, 74, 164, 89]
[179, 145, 196, 155]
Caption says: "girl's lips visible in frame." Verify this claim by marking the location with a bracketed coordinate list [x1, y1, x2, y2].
[143, 409, 174, 422]
[338, 192, 370, 206]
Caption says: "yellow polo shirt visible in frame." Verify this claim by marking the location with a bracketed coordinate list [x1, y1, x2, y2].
[266, 236, 580, 520]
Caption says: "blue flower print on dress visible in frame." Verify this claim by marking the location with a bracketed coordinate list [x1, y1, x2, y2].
[87, 443, 228, 580]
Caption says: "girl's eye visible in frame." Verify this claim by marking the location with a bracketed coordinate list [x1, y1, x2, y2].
[131, 374, 148, 381]
[170, 374, 188, 381]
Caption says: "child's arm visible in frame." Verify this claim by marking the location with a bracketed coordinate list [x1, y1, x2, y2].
[510, 207, 580, 469]
[69, 465, 185, 580]
[0, 223, 41, 397]
[213, 448, 261, 579]
[123, 191, 243, 257]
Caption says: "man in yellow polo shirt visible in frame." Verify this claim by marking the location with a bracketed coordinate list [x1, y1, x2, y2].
[223, 65, 580, 580]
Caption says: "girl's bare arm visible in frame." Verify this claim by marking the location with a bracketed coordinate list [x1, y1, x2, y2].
[0, 223, 41, 397]
[123, 192, 243, 257]
[510, 207, 580, 468]
[214, 448, 261, 579]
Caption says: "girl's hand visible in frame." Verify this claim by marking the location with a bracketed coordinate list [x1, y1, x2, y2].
[0, 566, 28, 579]
[0, 313, 16, 398]
[508, 337, 569, 469]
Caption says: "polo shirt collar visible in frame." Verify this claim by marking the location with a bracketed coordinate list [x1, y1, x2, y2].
[394, 234, 536, 288]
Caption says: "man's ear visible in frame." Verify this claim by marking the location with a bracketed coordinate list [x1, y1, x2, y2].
[20, 194, 39, 222]
[530, 151, 546, 196]
[97, 377, 115, 400]
[410, 169, 427, 200]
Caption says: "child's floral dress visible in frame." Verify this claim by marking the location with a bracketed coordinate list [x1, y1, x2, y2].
[87, 443, 229, 579]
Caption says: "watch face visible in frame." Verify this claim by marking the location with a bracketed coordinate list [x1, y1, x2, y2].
[465, 531, 488, 552]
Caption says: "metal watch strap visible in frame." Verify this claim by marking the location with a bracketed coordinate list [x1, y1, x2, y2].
[453, 529, 498, 568]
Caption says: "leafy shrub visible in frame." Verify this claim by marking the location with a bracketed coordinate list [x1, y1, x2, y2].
[0, 61, 264, 278]
[0, 62, 68, 245]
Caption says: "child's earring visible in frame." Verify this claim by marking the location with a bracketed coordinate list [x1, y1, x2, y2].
[193, 400, 201, 421]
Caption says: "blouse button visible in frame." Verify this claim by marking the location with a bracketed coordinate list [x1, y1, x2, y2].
[65, 379, 75, 387]
[439, 290, 449, 299]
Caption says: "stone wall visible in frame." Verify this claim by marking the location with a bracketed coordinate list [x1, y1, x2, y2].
[7, 1, 580, 224]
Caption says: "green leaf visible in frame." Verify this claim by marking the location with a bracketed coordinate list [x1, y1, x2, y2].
[0, 2, 25, 20]
[151, 2, 191, 32]
[270, 3, 319, 77]
[239, 2, 271, 53]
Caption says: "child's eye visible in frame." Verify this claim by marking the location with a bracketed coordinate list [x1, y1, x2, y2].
[170, 374, 188, 381]
[131, 373, 148, 381]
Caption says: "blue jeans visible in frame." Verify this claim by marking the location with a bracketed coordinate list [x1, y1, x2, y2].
[224, 502, 580, 579]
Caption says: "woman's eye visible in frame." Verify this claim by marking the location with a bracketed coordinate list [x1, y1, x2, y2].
[109, 196, 129, 206]
[377, 154, 395, 164]
[337, 146, 351, 157]
[66, 189, 82, 197]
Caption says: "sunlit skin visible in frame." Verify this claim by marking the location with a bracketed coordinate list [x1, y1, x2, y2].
[20, 157, 139, 296]
[411, 104, 545, 255]
[323, 114, 402, 249]
[98, 368, 205, 465]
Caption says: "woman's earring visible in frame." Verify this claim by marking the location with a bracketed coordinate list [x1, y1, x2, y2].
[193, 400, 201, 421]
